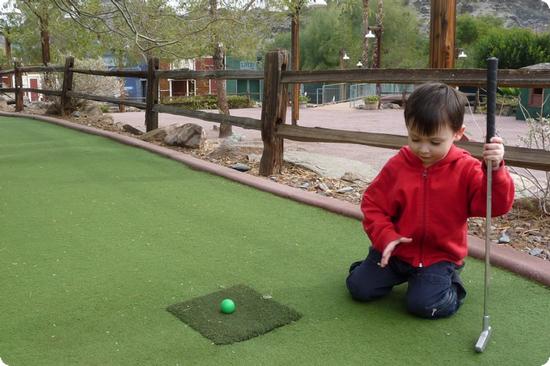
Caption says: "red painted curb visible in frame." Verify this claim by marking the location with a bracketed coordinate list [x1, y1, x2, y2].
[3, 111, 549, 287]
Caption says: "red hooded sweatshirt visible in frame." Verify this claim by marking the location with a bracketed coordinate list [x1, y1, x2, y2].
[361, 145, 515, 267]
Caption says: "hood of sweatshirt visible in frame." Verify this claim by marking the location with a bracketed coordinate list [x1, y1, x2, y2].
[399, 144, 471, 170]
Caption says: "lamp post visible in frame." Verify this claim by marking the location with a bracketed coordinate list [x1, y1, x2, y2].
[339, 49, 350, 101]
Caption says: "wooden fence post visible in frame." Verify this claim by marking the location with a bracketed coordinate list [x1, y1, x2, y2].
[60, 56, 74, 116]
[259, 50, 289, 176]
[14, 61, 23, 112]
[145, 57, 159, 132]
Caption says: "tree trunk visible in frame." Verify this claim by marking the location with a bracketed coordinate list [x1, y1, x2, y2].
[214, 41, 231, 138]
[362, 0, 370, 66]
[209, 0, 231, 138]
[38, 10, 54, 100]
[4, 36, 12, 87]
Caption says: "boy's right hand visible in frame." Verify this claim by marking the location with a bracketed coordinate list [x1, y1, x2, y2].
[380, 237, 413, 268]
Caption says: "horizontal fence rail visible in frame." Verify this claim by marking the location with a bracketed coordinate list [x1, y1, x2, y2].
[0, 66, 64, 75]
[277, 124, 550, 171]
[20, 88, 62, 96]
[19, 66, 65, 73]
[71, 68, 148, 78]
[67, 91, 147, 109]
[153, 104, 262, 130]
[281, 68, 550, 88]
[156, 69, 263, 80]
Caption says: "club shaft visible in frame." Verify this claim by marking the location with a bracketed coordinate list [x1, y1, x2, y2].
[484, 165, 492, 318]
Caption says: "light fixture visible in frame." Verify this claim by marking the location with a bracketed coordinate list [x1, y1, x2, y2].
[356, 60, 363, 68]
[458, 50, 468, 58]
[365, 30, 376, 39]
[343, 52, 350, 61]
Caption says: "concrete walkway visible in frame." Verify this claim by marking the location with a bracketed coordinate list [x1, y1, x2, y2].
[110, 104, 541, 182]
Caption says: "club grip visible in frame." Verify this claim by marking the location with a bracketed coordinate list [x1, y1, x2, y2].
[486, 57, 498, 143]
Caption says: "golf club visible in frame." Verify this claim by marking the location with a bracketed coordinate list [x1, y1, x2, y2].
[475, 57, 498, 353]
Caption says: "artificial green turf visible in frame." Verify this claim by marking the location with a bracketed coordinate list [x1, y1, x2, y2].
[167, 284, 302, 344]
[1, 116, 549, 365]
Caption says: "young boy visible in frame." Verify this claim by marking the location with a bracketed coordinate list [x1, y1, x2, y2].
[346, 82, 515, 318]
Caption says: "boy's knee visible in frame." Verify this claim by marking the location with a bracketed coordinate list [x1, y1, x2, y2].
[346, 272, 383, 302]
[406, 288, 459, 318]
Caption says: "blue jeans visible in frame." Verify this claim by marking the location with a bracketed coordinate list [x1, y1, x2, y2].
[346, 247, 466, 318]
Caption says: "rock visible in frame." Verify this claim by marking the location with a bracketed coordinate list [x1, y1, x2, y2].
[341, 171, 365, 183]
[81, 103, 103, 118]
[164, 123, 206, 149]
[230, 163, 250, 172]
[46, 103, 61, 115]
[247, 153, 261, 163]
[141, 127, 167, 142]
[122, 124, 143, 135]
[498, 231, 511, 244]
[337, 186, 354, 193]
[299, 182, 310, 189]
[71, 111, 81, 118]
[317, 183, 329, 192]
[529, 248, 543, 257]
[227, 133, 245, 143]
[382, 103, 401, 109]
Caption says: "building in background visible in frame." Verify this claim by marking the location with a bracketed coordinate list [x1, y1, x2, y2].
[516, 63, 550, 120]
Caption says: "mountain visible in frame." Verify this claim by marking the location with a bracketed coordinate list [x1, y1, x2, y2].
[407, 0, 550, 33]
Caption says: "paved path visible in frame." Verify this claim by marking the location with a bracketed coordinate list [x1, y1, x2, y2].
[109, 104, 540, 181]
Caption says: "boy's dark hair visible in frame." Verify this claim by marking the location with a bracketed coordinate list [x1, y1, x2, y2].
[404, 82, 466, 135]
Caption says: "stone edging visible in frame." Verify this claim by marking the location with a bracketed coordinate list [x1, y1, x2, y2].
[3, 111, 549, 288]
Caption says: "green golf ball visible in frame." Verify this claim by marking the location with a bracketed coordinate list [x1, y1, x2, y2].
[220, 298, 236, 314]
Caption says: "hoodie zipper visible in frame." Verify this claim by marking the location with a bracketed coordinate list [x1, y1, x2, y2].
[420, 168, 428, 268]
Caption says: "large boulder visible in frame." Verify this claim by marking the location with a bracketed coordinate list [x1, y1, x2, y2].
[164, 123, 206, 149]
[80, 103, 103, 118]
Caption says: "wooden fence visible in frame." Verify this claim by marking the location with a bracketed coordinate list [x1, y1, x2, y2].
[1, 50, 550, 174]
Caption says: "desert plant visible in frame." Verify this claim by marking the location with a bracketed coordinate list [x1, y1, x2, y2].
[298, 95, 310, 104]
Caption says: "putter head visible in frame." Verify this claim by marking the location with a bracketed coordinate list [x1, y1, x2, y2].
[474, 326, 492, 353]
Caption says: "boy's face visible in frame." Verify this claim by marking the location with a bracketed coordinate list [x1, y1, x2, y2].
[407, 123, 465, 167]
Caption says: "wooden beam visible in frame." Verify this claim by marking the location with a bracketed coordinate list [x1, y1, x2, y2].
[280, 68, 550, 87]
[71, 68, 147, 78]
[0, 69, 16, 76]
[260, 50, 289, 176]
[156, 69, 263, 80]
[20, 88, 62, 96]
[14, 62, 23, 112]
[18, 65, 64, 73]
[429, 0, 456, 68]
[276, 124, 550, 171]
[67, 91, 146, 109]
[153, 104, 261, 130]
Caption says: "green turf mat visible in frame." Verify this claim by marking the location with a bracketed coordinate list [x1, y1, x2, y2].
[1, 116, 549, 366]
[167, 284, 301, 344]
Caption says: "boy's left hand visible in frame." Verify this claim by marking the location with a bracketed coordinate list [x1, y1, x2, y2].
[483, 136, 505, 170]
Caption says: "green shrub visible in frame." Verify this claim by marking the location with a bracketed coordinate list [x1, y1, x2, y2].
[161, 94, 253, 109]
[298, 95, 310, 103]
[364, 95, 380, 103]
[499, 87, 520, 97]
